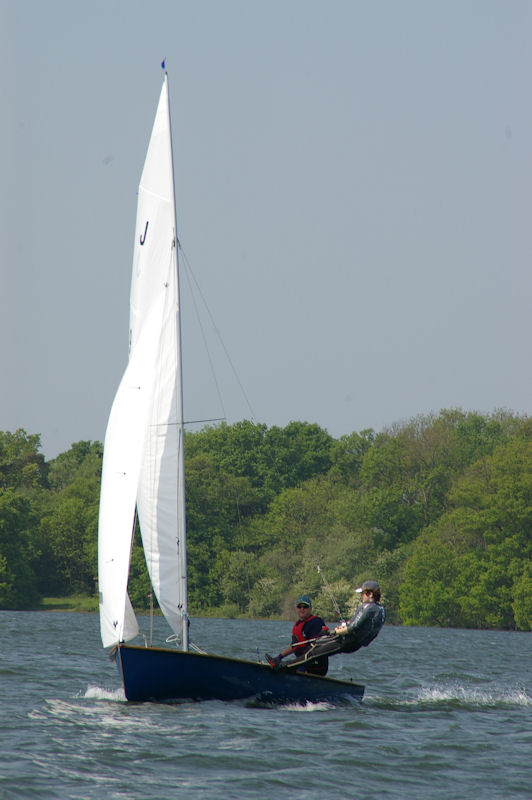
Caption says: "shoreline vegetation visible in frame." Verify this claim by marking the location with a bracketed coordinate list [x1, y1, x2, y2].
[27, 595, 304, 621]
[2, 411, 532, 631]
[27, 596, 283, 619]
[32, 595, 99, 613]
[28, 595, 294, 620]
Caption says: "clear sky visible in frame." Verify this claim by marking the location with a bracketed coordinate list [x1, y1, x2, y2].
[2, 1, 532, 459]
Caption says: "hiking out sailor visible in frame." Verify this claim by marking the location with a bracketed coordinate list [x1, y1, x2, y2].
[266, 594, 330, 676]
[299, 580, 385, 663]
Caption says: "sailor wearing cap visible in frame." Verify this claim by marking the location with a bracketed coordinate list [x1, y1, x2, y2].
[265, 594, 329, 675]
[331, 580, 385, 651]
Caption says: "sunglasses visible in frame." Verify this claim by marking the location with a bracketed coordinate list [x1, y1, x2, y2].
[297, 604, 310, 609]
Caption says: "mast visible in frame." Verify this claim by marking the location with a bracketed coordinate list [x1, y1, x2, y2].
[165, 70, 189, 650]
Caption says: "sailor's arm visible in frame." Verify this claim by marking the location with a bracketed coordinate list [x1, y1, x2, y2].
[333, 602, 380, 636]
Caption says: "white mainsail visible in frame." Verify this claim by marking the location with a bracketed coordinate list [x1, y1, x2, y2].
[99, 74, 188, 649]
[130, 78, 175, 354]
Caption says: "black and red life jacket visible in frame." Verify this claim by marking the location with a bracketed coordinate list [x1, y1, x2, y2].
[291, 615, 328, 648]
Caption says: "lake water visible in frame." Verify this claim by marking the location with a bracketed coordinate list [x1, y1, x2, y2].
[1, 611, 531, 799]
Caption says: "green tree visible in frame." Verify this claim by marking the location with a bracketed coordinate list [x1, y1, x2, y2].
[186, 420, 333, 501]
[40, 442, 102, 595]
[127, 525, 153, 609]
[328, 429, 375, 486]
[185, 452, 260, 610]
[47, 441, 103, 491]
[218, 550, 260, 612]
[512, 561, 532, 631]
[41, 495, 97, 594]
[399, 438, 532, 629]
[0, 488, 40, 608]
[0, 429, 48, 490]
[248, 577, 282, 617]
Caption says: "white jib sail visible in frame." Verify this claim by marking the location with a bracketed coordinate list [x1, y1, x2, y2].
[98, 294, 165, 647]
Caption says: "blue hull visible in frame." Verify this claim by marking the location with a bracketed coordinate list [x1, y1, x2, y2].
[114, 644, 364, 704]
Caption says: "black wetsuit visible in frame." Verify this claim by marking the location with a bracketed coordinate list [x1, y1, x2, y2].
[303, 601, 385, 661]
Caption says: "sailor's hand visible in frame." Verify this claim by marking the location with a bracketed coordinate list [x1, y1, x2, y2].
[334, 623, 348, 636]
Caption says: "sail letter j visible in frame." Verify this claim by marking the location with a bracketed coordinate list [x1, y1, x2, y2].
[140, 221, 149, 245]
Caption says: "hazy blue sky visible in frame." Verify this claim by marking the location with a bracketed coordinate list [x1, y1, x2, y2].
[3, 1, 532, 459]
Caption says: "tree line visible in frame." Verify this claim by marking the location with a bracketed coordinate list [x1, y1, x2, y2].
[1, 409, 531, 630]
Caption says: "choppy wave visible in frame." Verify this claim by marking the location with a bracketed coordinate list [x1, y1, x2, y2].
[280, 700, 334, 712]
[369, 684, 532, 710]
[83, 684, 126, 701]
[416, 685, 532, 707]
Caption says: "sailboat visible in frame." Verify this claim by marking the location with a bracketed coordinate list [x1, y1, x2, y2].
[98, 70, 364, 704]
